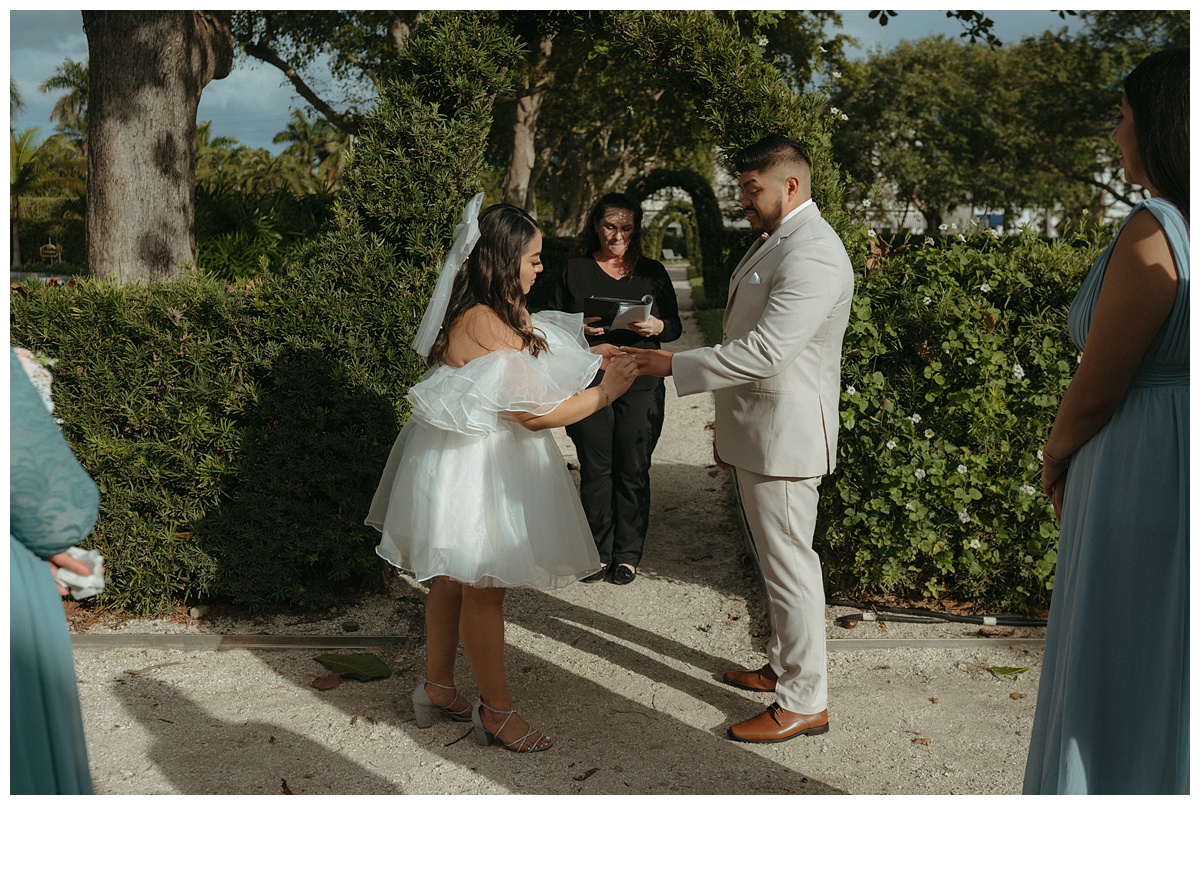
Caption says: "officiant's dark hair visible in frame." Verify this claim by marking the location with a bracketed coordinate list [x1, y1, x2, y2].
[428, 203, 548, 365]
[1124, 47, 1189, 221]
[578, 192, 644, 270]
[733, 134, 810, 176]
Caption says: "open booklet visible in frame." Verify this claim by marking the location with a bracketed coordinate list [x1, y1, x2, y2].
[583, 294, 654, 332]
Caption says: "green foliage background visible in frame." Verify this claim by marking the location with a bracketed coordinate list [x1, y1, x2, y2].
[818, 229, 1101, 610]
[10, 12, 523, 614]
[9, 12, 1106, 617]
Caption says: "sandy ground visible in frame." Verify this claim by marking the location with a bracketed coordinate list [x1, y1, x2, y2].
[68, 270, 1047, 797]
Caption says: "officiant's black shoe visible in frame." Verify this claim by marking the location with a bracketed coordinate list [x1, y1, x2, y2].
[581, 564, 610, 583]
[612, 564, 637, 585]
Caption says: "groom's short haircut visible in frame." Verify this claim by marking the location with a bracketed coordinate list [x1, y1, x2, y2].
[733, 135, 810, 175]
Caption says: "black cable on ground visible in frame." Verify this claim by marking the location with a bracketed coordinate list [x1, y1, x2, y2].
[730, 475, 1048, 629]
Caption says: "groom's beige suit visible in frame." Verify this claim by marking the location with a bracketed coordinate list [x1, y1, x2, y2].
[672, 201, 853, 714]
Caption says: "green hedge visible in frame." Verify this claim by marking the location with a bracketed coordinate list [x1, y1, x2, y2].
[817, 228, 1101, 611]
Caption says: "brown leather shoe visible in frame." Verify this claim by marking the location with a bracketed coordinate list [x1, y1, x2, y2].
[722, 663, 778, 692]
[727, 703, 829, 743]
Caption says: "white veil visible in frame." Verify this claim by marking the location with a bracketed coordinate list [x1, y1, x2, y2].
[411, 191, 485, 359]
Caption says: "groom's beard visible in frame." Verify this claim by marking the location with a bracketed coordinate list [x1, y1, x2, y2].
[746, 203, 782, 234]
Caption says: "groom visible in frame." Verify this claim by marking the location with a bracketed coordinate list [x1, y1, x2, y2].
[627, 134, 853, 742]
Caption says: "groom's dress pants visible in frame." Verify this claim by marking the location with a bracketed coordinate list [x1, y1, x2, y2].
[734, 468, 827, 715]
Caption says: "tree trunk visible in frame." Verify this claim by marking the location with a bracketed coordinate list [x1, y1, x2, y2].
[499, 35, 553, 215]
[11, 199, 22, 269]
[83, 11, 233, 282]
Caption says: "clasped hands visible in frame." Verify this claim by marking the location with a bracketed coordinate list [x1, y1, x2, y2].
[592, 346, 672, 382]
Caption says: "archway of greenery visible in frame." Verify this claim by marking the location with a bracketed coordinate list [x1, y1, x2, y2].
[630, 169, 730, 306]
[644, 197, 701, 272]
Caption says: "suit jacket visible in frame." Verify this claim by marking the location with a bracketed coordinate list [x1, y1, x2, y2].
[672, 202, 854, 477]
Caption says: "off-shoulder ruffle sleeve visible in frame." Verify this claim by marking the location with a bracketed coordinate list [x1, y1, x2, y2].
[406, 310, 600, 436]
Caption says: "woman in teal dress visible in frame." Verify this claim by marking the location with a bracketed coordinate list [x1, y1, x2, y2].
[10, 348, 100, 794]
[1024, 48, 1189, 794]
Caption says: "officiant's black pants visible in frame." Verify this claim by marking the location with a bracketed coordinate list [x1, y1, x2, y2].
[566, 379, 666, 568]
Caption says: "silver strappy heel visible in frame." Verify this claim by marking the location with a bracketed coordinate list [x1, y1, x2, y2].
[471, 699, 552, 752]
[411, 679, 472, 728]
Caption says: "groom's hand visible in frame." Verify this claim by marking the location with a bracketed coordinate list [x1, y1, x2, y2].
[623, 347, 672, 377]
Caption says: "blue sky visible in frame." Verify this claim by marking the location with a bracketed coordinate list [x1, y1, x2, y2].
[7, 9, 1084, 152]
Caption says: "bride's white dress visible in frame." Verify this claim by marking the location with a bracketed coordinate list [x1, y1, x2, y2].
[366, 311, 603, 589]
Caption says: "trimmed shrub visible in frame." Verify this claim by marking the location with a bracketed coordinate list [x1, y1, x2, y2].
[817, 228, 1102, 611]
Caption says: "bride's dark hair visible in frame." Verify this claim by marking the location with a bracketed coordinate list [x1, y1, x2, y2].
[428, 203, 548, 365]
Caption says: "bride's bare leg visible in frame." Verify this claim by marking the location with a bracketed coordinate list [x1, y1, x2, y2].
[423, 576, 465, 710]
[460, 585, 550, 749]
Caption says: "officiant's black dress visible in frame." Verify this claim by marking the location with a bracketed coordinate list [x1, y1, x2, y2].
[546, 256, 681, 575]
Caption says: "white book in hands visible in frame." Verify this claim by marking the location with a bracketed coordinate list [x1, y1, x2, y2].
[583, 294, 655, 332]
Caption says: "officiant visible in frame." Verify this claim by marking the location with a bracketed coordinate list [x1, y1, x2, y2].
[544, 192, 681, 585]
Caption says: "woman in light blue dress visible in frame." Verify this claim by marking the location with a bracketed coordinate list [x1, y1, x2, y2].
[1025, 48, 1189, 794]
[10, 348, 100, 794]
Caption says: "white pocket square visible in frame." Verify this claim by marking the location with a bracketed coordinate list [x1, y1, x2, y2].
[748, 272, 761, 284]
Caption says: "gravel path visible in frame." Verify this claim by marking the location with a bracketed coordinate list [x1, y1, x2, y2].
[70, 269, 1045, 795]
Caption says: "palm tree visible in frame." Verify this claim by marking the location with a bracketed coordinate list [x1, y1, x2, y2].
[272, 109, 351, 193]
[11, 128, 86, 268]
[195, 120, 243, 189]
[11, 78, 25, 117]
[39, 57, 89, 154]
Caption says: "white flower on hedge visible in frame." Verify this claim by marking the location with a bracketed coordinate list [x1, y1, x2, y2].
[980, 282, 991, 293]
[867, 228, 877, 237]
[832, 70, 842, 78]
[840, 113, 849, 121]
[914, 468, 926, 479]
[757, 35, 769, 46]
[906, 501, 917, 511]
[1013, 363, 1025, 379]
[908, 413, 921, 424]
[924, 429, 934, 439]
[924, 237, 934, 246]
[886, 439, 897, 450]
[862, 199, 872, 208]
[1037, 449, 1044, 462]
[957, 464, 968, 474]
[938, 224, 949, 231]
[845, 385, 856, 395]
[830, 106, 842, 116]
[966, 357, 975, 365]
[1020, 484, 1036, 495]
[969, 538, 982, 549]
[958, 508, 970, 523]
[914, 139, 923, 147]
[922, 296, 932, 305]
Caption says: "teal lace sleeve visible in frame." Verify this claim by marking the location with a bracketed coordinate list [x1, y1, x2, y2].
[9, 349, 99, 558]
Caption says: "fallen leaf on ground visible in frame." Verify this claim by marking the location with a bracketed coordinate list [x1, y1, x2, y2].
[989, 666, 1030, 678]
[912, 737, 931, 746]
[313, 653, 392, 681]
[1010, 692, 1027, 700]
[281, 779, 293, 795]
[312, 673, 342, 691]
[573, 767, 600, 782]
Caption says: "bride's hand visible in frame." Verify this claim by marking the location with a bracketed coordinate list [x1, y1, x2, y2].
[590, 343, 621, 368]
[601, 354, 639, 399]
